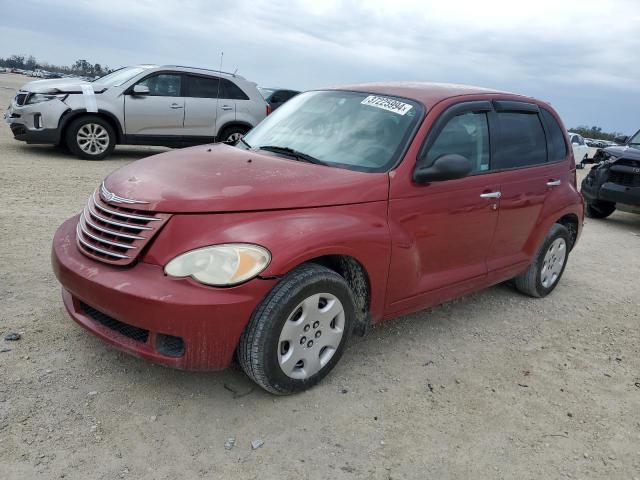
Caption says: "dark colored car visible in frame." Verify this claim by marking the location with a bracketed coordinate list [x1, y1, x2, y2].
[259, 87, 300, 110]
[52, 83, 584, 395]
[581, 129, 640, 218]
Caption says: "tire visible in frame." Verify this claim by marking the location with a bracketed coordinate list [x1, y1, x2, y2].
[585, 200, 615, 219]
[514, 224, 570, 298]
[219, 125, 248, 144]
[65, 115, 116, 160]
[238, 263, 356, 395]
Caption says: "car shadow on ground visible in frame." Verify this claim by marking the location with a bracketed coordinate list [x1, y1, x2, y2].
[15, 144, 170, 160]
[62, 281, 519, 403]
[587, 211, 640, 234]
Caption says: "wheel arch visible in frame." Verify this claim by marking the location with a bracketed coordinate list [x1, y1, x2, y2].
[59, 109, 124, 144]
[294, 254, 371, 336]
[217, 121, 252, 139]
[556, 213, 579, 251]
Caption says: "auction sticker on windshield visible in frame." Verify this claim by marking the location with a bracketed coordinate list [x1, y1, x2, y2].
[361, 95, 413, 115]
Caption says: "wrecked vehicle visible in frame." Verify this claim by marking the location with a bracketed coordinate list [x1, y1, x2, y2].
[581, 129, 640, 218]
[51, 83, 584, 394]
[4, 65, 268, 160]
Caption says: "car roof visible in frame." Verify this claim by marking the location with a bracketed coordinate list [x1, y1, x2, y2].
[326, 81, 533, 109]
[159, 65, 245, 80]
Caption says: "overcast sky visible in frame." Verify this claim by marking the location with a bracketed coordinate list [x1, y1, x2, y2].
[2, 0, 638, 133]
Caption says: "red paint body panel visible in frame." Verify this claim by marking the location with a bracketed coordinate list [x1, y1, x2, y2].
[52, 217, 277, 370]
[104, 143, 389, 213]
[51, 83, 584, 371]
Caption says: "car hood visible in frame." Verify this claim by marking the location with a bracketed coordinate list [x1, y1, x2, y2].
[19, 78, 106, 94]
[103, 144, 389, 213]
[604, 145, 640, 161]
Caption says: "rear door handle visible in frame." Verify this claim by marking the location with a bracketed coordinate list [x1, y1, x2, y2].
[170, 103, 183, 109]
[480, 191, 501, 199]
[546, 179, 561, 187]
[220, 105, 233, 111]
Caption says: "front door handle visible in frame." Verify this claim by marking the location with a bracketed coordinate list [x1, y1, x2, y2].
[480, 191, 501, 199]
[170, 103, 183, 109]
[546, 179, 561, 187]
[220, 105, 233, 111]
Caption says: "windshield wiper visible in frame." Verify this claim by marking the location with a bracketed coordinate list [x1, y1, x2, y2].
[258, 145, 327, 165]
[239, 137, 252, 148]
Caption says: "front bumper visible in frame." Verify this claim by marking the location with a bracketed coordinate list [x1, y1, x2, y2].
[582, 180, 640, 206]
[5, 96, 67, 144]
[51, 216, 277, 371]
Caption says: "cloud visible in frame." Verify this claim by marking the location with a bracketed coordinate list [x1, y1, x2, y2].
[2, 0, 639, 132]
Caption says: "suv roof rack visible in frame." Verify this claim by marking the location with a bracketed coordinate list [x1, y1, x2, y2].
[163, 65, 240, 78]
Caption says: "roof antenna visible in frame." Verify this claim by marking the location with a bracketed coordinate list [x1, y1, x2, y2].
[214, 51, 223, 143]
[233, 67, 238, 76]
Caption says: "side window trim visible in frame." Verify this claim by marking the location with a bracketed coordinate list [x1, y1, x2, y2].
[417, 100, 493, 167]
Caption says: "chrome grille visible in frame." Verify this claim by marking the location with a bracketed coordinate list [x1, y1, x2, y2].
[76, 189, 170, 265]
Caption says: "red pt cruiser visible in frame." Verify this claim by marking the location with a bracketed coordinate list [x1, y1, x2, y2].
[52, 83, 584, 394]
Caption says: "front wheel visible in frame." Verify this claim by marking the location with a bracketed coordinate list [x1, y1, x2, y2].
[514, 224, 570, 298]
[65, 115, 116, 160]
[238, 264, 356, 395]
[585, 200, 615, 219]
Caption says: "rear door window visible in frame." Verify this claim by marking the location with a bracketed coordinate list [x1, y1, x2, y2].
[426, 112, 490, 174]
[540, 109, 567, 162]
[186, 75, 220, 98]
[493, 112, 547, 169]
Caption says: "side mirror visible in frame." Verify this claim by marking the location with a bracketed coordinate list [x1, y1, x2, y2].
[413, 154, 473, 183]
[132, 84, 150, 95]
[613, 134, 628, 145]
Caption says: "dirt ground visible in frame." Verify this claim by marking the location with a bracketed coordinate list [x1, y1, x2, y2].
[0, 72, 639, 480]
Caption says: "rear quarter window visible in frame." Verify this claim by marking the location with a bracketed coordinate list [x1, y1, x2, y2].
[540, 109, 568, 162]
[493, 112, 547, 169]
[222, 79, 250, 100]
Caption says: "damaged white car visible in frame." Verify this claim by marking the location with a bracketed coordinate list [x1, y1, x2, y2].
[4, 65, 268, 159]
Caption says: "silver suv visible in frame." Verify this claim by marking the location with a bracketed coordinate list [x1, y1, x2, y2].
[4, 65, 268, 159]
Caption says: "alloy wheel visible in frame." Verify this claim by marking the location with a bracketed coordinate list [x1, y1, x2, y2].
[226, 132, 243, 143]
[77, 123, 110, 155]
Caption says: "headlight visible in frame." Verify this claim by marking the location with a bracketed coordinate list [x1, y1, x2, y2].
[164, 244, 271, 286]
[26, 93, 67, 105]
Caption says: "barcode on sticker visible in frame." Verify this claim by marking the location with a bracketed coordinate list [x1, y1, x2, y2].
[361, 95, 412, 115]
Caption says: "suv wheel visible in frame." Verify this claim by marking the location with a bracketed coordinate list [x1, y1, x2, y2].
[65, 115, 116, 160]
[220, 125, 248, 144]
[514, 224, 570, 298]
[585, 200, 615, 219]
[238, 263, 356, 395]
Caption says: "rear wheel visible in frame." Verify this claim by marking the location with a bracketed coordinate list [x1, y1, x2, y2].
[514, 224, 570, 298]
[219, 125, 249, 144]
[238, 263, 356, 395]
[585, 200, 615, 219]
[65, 115, 116, 160]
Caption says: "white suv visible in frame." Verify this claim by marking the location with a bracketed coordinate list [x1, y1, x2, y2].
[4, 65, 269, 159]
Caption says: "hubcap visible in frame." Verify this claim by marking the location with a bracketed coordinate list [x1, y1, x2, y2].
[77, 123, 109, 155]
[540, 238, 567, 288]
[278, 293, 345, 380]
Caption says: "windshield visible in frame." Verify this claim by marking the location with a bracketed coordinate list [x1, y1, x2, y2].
[92, 67, 147, 87]
[629, 129, 640, 149]
[242, 90, 422, 172]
